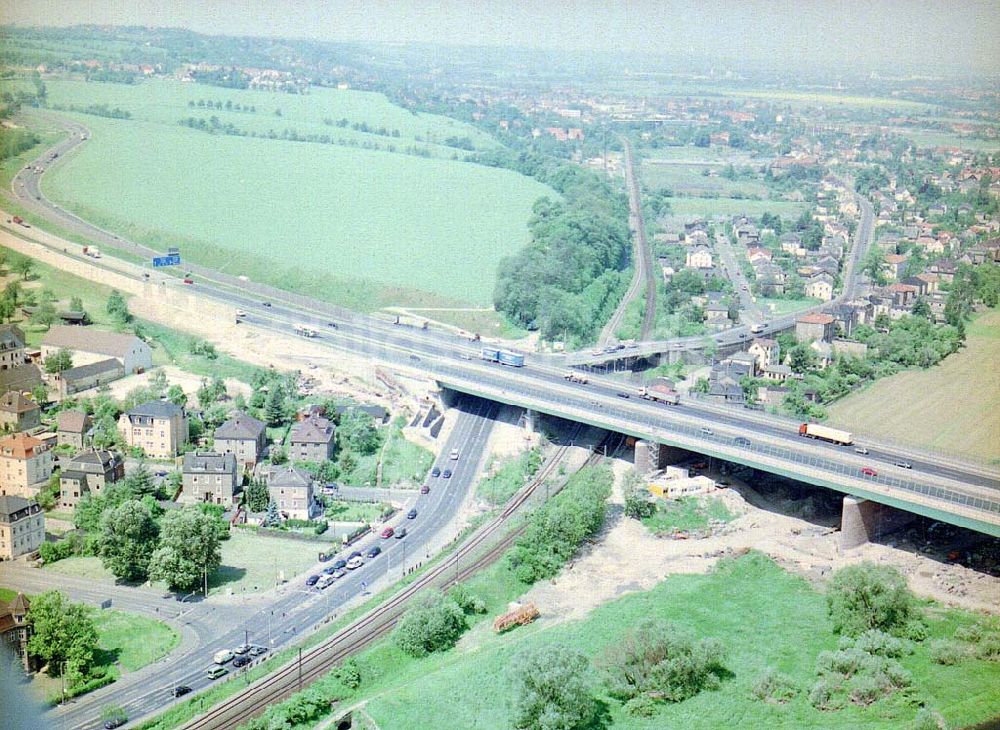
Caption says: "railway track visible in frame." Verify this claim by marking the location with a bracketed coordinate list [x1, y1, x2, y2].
[180, 432, 620, 729]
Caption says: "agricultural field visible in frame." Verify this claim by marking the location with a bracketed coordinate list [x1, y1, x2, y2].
[23, 77, 553, 308]
[359, 553, 1000, 730]
[641, 161, 770, 197]
[666, 195, 807, 220]
[886, 128, 999, 153]
[826, 310, 1000, 462]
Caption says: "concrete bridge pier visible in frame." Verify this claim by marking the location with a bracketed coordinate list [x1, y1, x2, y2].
[634, 439, 693, 474]
[523, 408, 537, 434]
[840, 496, 917, 549]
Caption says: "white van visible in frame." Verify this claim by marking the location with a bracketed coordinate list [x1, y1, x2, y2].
[213, 649, 234, 665]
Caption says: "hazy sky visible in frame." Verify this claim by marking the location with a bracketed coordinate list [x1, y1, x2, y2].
[2, 1, 998, 73]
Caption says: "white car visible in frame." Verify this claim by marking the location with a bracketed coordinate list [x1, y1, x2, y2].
[346, 556, 364, 570]
[449, 449, 459, 460]
[213, 649, 234, 665]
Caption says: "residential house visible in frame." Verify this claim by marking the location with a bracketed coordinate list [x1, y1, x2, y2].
[928, 259, 957, 283]
[263, 464, 318, 521]
[53, 358, 125, 399]
[882, 254, 908, 281]
[795, 313, 835, 343]
[747, 247, 772, 265]
[685, 246, 714, 269]
[805, 273, 834, 302]
[912, 272, 940, 293]
[813, 255, 840, 277]
[0, 433, 53, 498]
[705, 302, 731, 328]
[41, 325, 152, 375]
[289, 414, 335, 462]
[213, 411, 267, 469]
[888, 283, 919, 309]
[0, 392, 40, 433]
[117, 400, 188, 459]
[0, 592, 34, 670]
[0, 495, 43, 561]
[810, 340, 833, 367]
[758, 385, 790, 408]
[56, 410, 92, 450]
[747, 338, 780, 371]
[180, 452, 238, 506]
[58, 450, 124, 509]
[761, 364, 794, 382]
[0, 325, 27, 372]
[0, 362, 42, 397]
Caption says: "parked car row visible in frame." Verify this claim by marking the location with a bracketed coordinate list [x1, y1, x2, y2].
[205, 643, 267, 681]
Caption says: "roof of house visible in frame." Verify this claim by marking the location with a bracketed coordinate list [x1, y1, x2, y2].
[0, 494, 40, 521]
[0, 325, 25, 351]
[42, 325, 146, 357]
[0, 433, 47, 459]
[797, 313, 835, 325]
[807, 273, 835, 284]
[0, 592, 30, 634]
[0, 364, 42, 393]
[290, 415, 334, 445]
[884, 254, 907, 264]
[60, 358, 124, 382]
[266, 464, 313, 489]
[126, 400, 185, 420]
[66, 449, 121, 473]
[888, 283, 918, 293]
[214, 411, 266, 441]
[763, 364, 793, 375]
[57, 409, 92, 434]
[751, 338, 778, 348]
[182, 451, 237, 474]
[0, 391, 38, 414]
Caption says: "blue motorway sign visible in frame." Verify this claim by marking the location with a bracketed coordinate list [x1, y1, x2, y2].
[152, 254, 181, 267]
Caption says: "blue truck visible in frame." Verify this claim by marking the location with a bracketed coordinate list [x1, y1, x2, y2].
[480, 347, 525, 367]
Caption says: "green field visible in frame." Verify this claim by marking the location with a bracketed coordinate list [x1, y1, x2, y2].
[759, 296, 824, 317]
[25, 77, 553, 308]
[641, 496, 733, 534]
[827, 310, 1000, 462]
[359, 553, 1000, 729]
[888, 128, 999, 152]
[93, 610, 179, 673]
[641, 162, 770, 197]
[667, 195, 806, 220]
[212, 531, 319, 594]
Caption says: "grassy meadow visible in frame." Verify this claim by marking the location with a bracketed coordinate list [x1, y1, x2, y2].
[826, 310, 1000, 462]
[666, 195, 807, 220]
[641, 161, 770, 197]
[357, 552, 1000, 730]
[21, 77, 553, 307]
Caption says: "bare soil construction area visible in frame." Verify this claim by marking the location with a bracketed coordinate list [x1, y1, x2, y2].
[524, 458, 1000, 624]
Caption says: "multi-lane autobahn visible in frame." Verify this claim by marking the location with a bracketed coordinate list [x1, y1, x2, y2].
[5, 115, 999, 538]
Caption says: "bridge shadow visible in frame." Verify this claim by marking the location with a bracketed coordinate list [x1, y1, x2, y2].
[865, 514, 1000, 579]
[722, 464, 843, 530]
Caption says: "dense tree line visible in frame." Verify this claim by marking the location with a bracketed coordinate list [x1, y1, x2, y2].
[0, 127, 40, 160]
[479, 150, 631, 343]
[51, 102, 131, 119]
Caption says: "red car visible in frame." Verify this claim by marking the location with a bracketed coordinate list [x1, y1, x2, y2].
[861, 467, 878, 478]
[182, 278, 194, 285]
[380, 526, 394, 539]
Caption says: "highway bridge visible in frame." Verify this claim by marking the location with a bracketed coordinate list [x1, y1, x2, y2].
[6, 114, 1000, 543]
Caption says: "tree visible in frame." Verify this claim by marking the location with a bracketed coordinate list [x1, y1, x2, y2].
[106, 290, 132, 326]
[148, 507, 222, 592]
[43, 348, 73, 374]
[602, 618, 727, 706]
[392, 591, 466, 657]
[862, 247, 888, 286]
[622, 470, 654, 520]
[911, 297, 931, 320]
[166, 384, 187, 407]
[10, 256, 33, 281]
[30, 300, 56, 328]
[26, 591, 99, 679]
[262, 499, 281, 527]
[511, 645, 597, 730]
[98, 499, 160, 582]
[264, 386, 286, 426]
[338, 410, 379, 455]
[827, 563, 916, 637]
[244, 479, 270, 512]
[123, 461, 157, 498]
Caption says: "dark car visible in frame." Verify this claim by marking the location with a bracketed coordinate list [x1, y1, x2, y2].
[232, 655, 251, 668]
[104, 719, 126, 730]
[442, 469, 452, 479]
[332, 558, 347, 570]
[395, 527, 407, 539]
[420, 484, 430, 494]
[261, 301, 272, 307]
[171, 685, 192, 698]
[431, 466, 441, 478]
[409, 354, 421, 362]
[733, 436, 751, 447]
[407, 508, 418, 520]
[616, 392, 630, 399]
[348, 550, 362, 560]
[327, 322, 337, 328]
[249, 646, 267, 657]
[323, 565, 338, 575]
[305, 575, 320, 586]
[367, 545, 381, 559]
